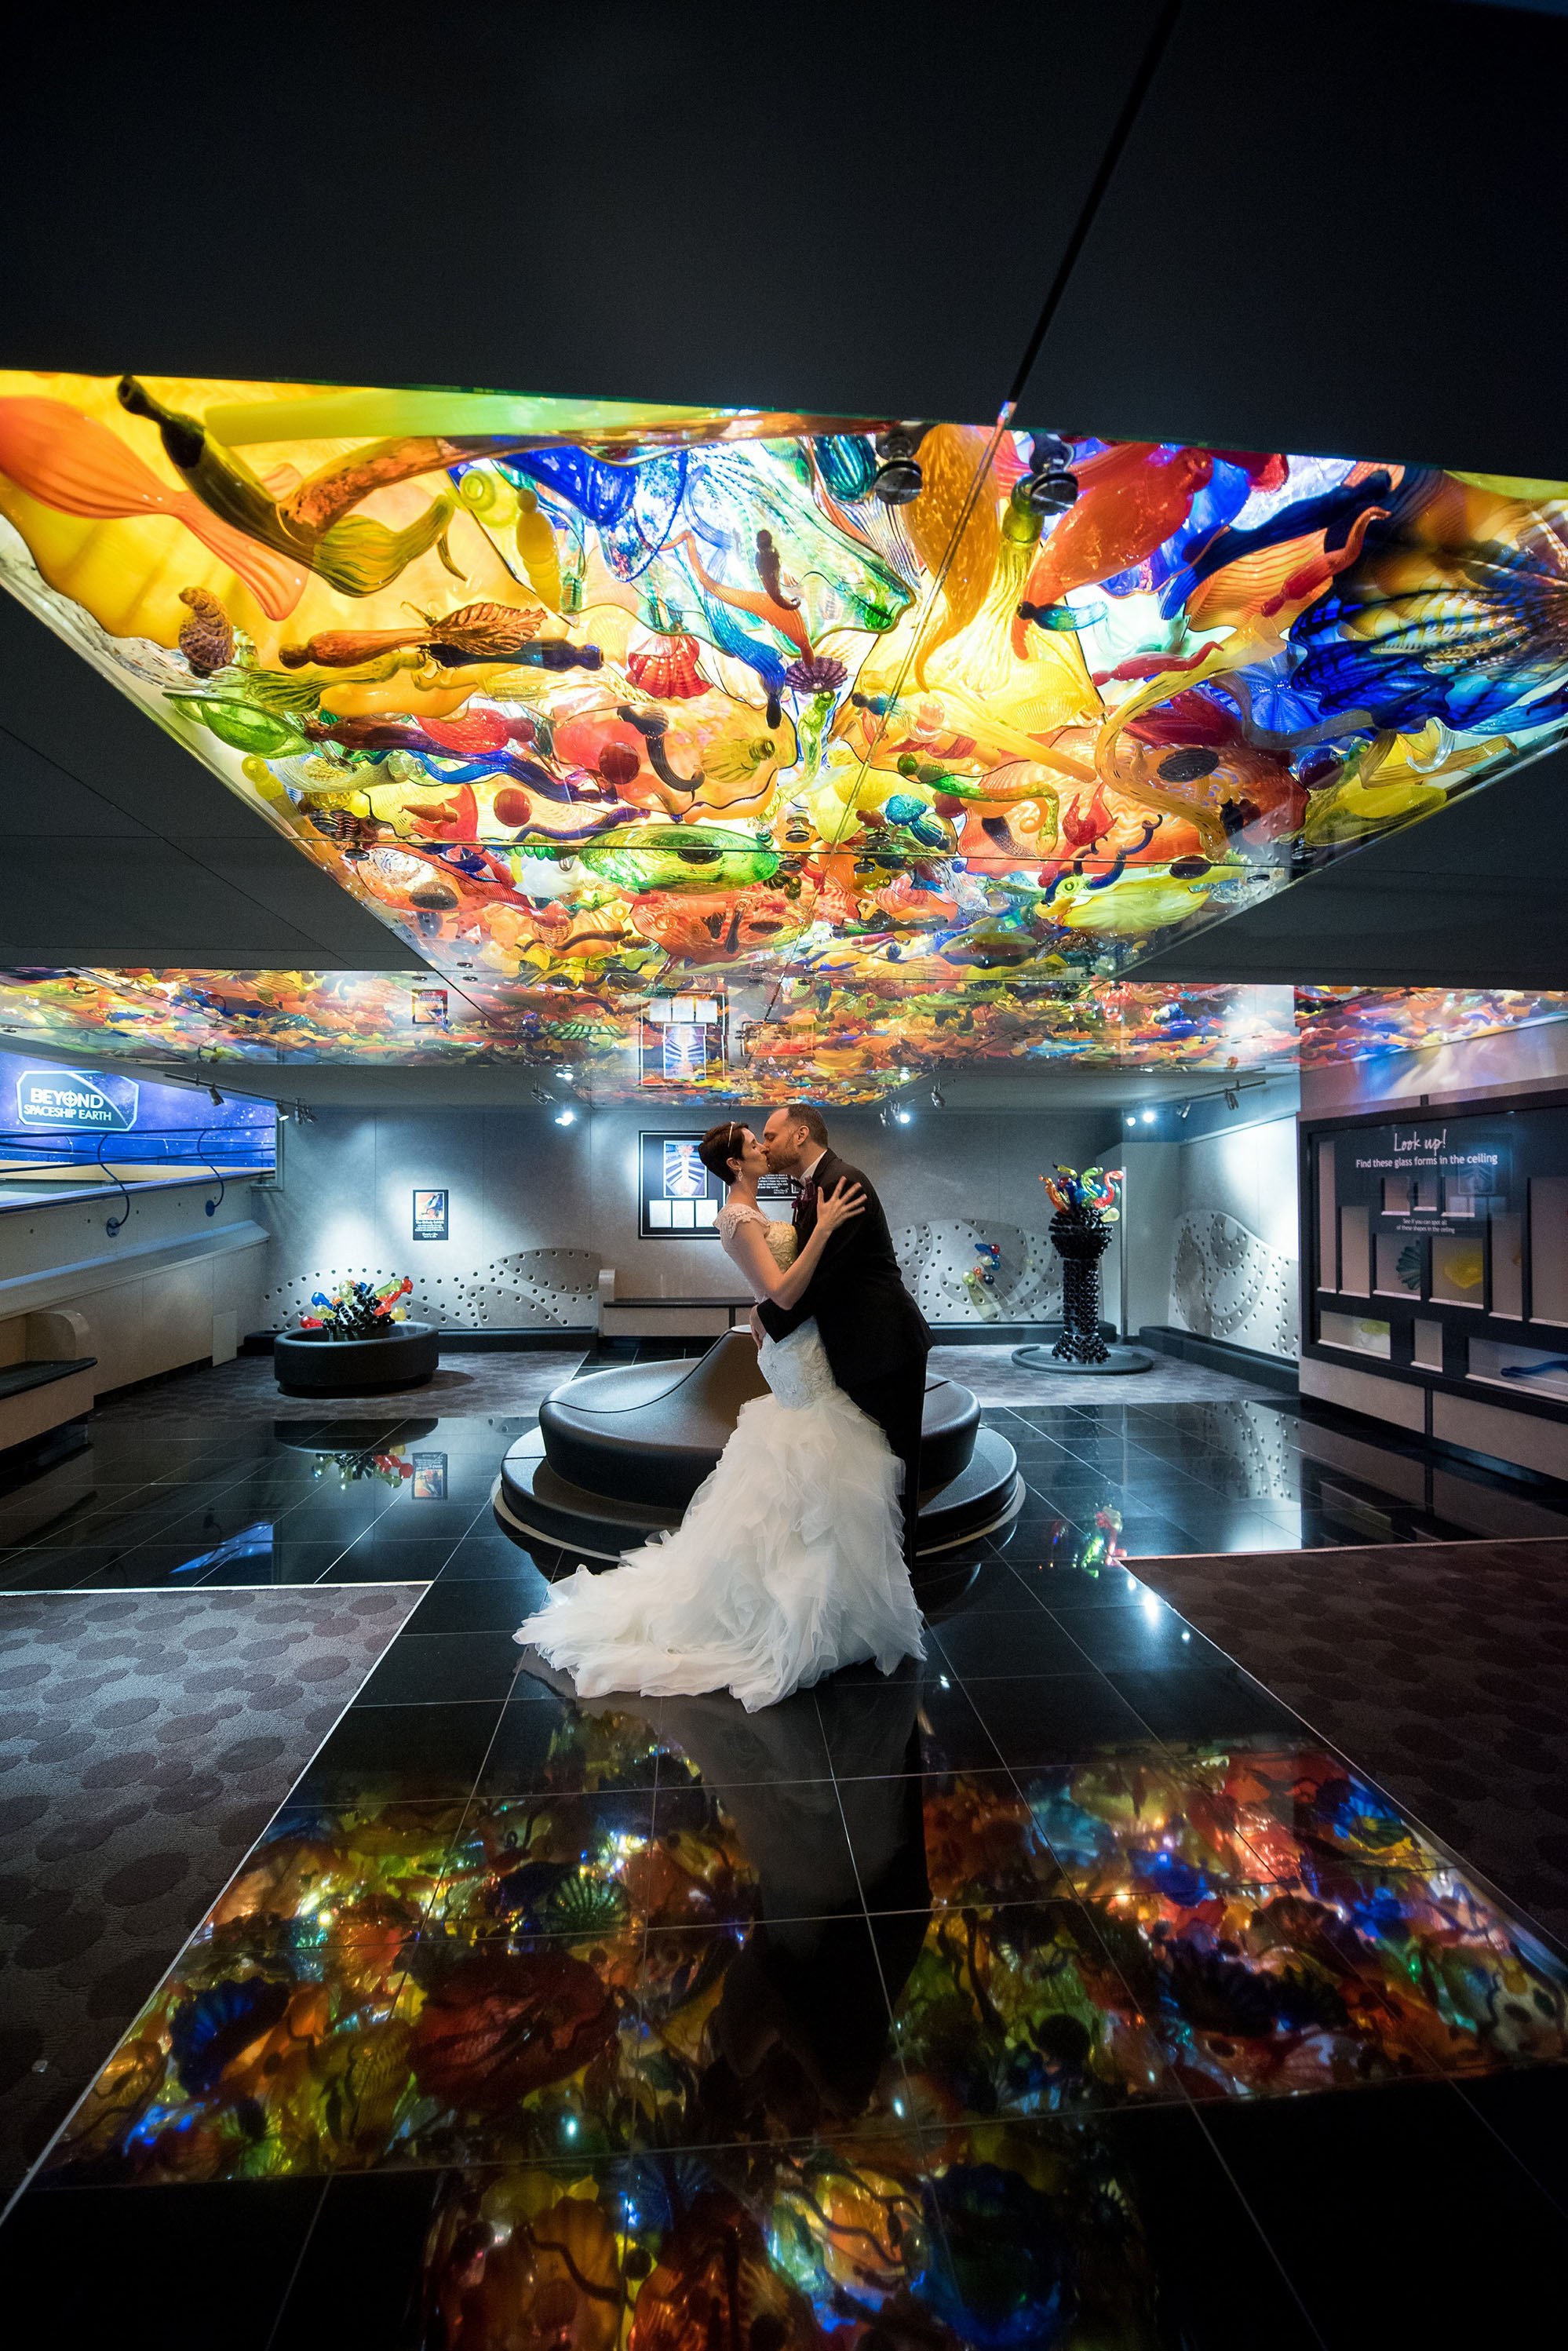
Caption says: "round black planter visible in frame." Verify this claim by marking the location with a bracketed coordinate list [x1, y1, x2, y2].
[274, 1323, 439, 1395]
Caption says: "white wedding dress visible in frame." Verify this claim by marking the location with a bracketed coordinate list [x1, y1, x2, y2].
[513, 1204, 924, 1711]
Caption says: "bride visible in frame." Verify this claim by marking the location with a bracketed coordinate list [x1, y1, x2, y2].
[514, 1119, 925, 1711]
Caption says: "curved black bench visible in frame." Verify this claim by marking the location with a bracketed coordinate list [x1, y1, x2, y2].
[539, 1331, 981, 1508]
[498, 1330, 1019, 1563]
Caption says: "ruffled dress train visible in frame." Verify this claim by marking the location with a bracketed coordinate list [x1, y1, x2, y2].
[514, 1324, 924, 1712]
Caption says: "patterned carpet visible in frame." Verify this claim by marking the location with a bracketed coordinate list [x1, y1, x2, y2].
[1134, 1538, 1568, 1949]
[0, 1585, 424, 2202]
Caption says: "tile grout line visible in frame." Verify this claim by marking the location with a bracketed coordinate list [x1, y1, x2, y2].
[261, 2180, 332, 2351]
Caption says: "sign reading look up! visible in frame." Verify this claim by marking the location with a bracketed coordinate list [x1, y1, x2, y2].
[16, 1067, 140, 1132]
[1352, 1126, 1506, 1177]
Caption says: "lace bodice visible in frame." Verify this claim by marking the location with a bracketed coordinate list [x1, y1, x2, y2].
[717, 1201, 838, 1408]
[717, 1201, 797, 1278]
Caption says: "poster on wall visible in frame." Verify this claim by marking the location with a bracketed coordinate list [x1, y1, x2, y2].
[638, 1133, 724, 1237]
[412, 1187, 449, 1241]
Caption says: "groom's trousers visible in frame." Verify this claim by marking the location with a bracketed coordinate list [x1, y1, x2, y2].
[842, 1358, 927, 1570]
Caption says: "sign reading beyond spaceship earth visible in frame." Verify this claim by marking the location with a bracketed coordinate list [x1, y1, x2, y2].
[2, 374, 1566, 1099]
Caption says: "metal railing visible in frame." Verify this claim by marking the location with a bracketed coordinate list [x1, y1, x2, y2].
[0, 1124, 275, 1234]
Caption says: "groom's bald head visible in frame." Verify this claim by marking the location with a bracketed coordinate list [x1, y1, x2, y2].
[762, 1103, 827, 1173]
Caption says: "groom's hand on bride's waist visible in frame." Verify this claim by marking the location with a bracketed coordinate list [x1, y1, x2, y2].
[749, 1307, 764, 1344]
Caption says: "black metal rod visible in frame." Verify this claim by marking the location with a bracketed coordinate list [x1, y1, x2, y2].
[1005, 0, 1184, 412]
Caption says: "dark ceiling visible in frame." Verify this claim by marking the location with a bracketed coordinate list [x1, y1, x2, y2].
[0, 597, 429, 971]
[1, 0, 1564, 989]
[6, 1, 1564, 475]
[1135, 740, 1568, 990]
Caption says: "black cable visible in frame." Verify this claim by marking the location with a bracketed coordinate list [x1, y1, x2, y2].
[97, 1131, 132, 1236]
[197, 1124, 227, 1219]
[1004, 0, 1184, 414]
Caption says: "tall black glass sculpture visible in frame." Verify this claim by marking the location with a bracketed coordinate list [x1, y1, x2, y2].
[1012, 1165, 1152, 1377]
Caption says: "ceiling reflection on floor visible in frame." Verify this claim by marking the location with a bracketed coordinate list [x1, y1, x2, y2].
[46, 1677, 1566, 2200]
[4, 374, 1568, 1100]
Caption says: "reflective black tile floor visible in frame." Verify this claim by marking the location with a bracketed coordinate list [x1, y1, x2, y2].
[5, 1387, 1566, 1595]
[3, 1509, 1566, 2338]
[0, 1416, 531, 1592]
[3, 1383, 1567, 2341]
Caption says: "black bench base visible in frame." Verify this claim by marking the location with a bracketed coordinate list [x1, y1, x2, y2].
[493, 1425, 1022, 1566]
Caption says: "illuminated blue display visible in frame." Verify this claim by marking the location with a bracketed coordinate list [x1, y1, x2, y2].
[0, 1051, 275, 1170]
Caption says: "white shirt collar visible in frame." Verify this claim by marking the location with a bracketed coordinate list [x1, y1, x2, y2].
[800, 1149, 829, 1184]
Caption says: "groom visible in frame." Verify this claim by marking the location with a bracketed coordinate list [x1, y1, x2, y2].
[756, 1104, 932, 1566]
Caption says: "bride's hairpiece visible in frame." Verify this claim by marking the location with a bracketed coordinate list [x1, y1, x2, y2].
[698, 1120, 746, 1185]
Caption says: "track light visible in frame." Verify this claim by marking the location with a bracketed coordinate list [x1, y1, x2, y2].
[930, 1084, 945, 1108]
[1179, 1100, 1191, 1120]
[207, 1083, 224, 1106]
[554, 1107, 577, 1126]
[292, 1100, 314, 1124]
[1125, 1114, 1137, 1128]
[1224, 1088, 1239, 1110]
[531, 1084, 556, 1107]
[1141, 1107, 1156, 1124]
[895, 1106, 913, 1125]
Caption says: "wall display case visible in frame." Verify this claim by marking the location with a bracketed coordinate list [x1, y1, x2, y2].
[1302, 1095, 1568, 1456]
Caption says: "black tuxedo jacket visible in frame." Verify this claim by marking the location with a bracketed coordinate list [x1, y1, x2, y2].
[755, 1149, 931, 1390]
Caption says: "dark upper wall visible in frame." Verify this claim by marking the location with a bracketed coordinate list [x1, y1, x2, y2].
[4, 2, 1565, 476]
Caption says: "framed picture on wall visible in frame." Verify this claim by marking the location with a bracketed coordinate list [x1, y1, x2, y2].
[638, 1133, 724, 1237]
[412, 1187, 448, 1241]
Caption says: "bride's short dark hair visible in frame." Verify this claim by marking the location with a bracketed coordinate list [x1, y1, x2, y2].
[698, 1121, 746, 1185]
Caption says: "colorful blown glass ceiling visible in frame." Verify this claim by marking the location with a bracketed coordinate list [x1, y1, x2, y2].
[3, 374, 1568, 1099]
[2, 970, 1566, 1095]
